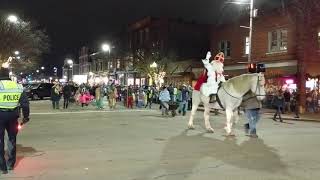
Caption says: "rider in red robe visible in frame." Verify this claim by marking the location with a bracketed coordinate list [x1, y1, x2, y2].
[194, 70, 208, 91]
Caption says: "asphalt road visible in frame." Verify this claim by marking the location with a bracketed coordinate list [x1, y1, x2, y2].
[2, 101, 320, 180]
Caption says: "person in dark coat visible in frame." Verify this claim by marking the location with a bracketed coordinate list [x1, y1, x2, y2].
[272, 90, 285, 122]
[63, 82, 73, 109]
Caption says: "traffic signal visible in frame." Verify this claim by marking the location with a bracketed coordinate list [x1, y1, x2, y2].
[248, 63, 265, 73]
[248, 63, 257, 73]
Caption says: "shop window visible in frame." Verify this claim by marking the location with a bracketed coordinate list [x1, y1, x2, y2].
[219, 40, 231, 57]
[318, 30, 320, 49]
[117, 60, 121, 69]
[268, 29, 288, 53]
[245, 36, 249, 55]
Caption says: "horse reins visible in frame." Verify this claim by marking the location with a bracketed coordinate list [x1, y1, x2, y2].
[219, 74, 266, 102]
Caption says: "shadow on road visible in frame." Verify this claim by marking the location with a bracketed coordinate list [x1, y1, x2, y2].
[15, 144, 38, 168]
[137, 130, 287, 180]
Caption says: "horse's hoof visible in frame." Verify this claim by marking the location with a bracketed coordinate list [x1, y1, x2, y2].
[188, 125, 195, 130]
[206, 128, 214, 133]
[223, 134, 236, 137]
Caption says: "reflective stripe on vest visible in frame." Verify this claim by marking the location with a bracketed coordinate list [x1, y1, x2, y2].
[0, 80, 23, 109]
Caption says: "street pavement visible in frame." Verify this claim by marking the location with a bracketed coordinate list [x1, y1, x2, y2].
[2, 100, 320, 179]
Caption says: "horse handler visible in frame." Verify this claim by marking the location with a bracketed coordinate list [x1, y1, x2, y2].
[241, 92, 263, 138]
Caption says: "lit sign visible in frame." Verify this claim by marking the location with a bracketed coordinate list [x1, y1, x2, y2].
[285, 79, 294, 84]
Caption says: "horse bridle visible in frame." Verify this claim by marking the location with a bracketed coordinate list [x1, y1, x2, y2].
[253, 74, 266, 97]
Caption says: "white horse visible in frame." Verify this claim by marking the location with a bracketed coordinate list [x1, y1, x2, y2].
[188, 73, 266, 136]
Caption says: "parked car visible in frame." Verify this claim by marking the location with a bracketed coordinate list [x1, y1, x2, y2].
[25, 83, 54, 100]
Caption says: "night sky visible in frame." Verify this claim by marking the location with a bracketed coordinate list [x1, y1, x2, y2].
[1, 0, 287, 72]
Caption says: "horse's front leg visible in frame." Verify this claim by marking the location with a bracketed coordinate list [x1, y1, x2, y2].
[188, 103, 199, 129]
[204, 104, 214, 133]
[224, 109, 234, 136]
[188, 91, 201, 129]
[203, 97, 214, 133]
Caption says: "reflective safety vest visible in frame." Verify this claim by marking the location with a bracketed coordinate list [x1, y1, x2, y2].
[0, 80, 23, 109]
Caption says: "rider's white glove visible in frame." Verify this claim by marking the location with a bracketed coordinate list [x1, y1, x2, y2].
[205, 51, 211, 60]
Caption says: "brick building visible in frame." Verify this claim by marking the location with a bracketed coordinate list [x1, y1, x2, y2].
[128, 16, 209, 58]
[79, 47, 91, 75]
[128, 16, 210, 86]
[210, 1, 320, 110]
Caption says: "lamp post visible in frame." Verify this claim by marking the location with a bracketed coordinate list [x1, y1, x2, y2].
[7, 15, 19, 24]
[66, 59, 73, 82]
[228, 0, 254, 63]
[102, 43, 111, 53]
[150, 62, 158, 86]
[248, 0, 254, 63]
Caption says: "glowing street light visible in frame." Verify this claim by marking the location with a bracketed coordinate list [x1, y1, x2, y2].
[14, 51, 20, 55]
[7, 15, 18, 24]
[101, 43, 111, 52]
[67, 59, 73, 65]
[16, 56, 21, 60]
[36, 70, 40, 73]
[150, 62, 158, 68]
[41, 66, 45, 70]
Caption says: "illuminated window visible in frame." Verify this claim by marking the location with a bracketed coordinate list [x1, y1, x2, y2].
[219, 40, 231, 57]
[117, 60, 120, 69]
[245, 37, 249, 55]
[318, 31, 320, 48]
[268, 29, 288, 52]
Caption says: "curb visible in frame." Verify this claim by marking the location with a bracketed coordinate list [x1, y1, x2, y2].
[266, 116, 320, 123]
[197, 108, 320, 123]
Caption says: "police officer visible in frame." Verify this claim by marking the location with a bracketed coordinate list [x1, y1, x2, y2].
[0, 67, 30, 174]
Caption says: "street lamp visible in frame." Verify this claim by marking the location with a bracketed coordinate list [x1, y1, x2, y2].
[67, 59, 73, 65]
[36, 70, 40, 73]
[228, 0, 254, 63]
[41, 66, 45, 70]
[14, 51, 20, 55]
[66, 59, 73, 82]
[150, 62, 158, 68]
[248, 0, 254, 63]
[101, 43, 111, 53]
[7, 15, 18, 24]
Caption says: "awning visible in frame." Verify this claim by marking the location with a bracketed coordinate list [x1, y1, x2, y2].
[224, 60, 298, 78]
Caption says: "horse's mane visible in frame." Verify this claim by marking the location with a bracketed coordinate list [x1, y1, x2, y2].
[223, 73, 257, 92]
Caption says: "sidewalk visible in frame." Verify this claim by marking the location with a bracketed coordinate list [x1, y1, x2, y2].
[264, 111, 320, 122]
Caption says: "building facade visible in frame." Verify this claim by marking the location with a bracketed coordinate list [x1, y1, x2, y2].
[79, 47, 91, 75]
[128, 16, 210, 86]
[209, 1, 320, 110]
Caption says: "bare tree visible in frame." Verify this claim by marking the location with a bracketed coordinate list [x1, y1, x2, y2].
[291, 0, 320, 111]
[0, 14, 50, 73]
[133, 48, 179, 87]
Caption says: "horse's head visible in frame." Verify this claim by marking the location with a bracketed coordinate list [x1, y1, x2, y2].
[250, 73, 266, 101]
